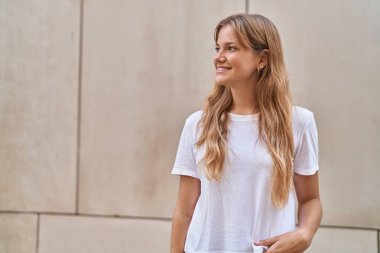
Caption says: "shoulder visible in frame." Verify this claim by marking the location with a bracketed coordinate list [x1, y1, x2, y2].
[292, 105, 315, 130]
[185, 110, 203, 127]
[182, 110, 203, 141]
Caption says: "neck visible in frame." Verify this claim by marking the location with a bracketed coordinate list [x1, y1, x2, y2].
[228, 82, 259, 115]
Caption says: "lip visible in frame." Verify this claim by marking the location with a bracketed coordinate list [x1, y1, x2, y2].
[216, 66, 232, 73]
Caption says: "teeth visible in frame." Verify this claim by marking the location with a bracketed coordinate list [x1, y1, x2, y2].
[217, 67, 229, 71]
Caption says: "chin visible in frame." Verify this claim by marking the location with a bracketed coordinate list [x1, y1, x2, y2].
[215, 80, 233, 88]
[215, 78, 228, 86]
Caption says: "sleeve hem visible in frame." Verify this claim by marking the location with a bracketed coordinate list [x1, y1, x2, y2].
[294, 112, 315, 158]
[294, 164, 319, 176]
[171, 167, 199, 179]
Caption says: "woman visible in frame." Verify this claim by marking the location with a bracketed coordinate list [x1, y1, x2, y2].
[171, 14, 322, 253]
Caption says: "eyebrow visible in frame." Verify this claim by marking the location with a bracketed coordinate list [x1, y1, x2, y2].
[215, 42, 237, 46]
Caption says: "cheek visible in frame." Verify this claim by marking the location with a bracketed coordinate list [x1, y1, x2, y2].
[245, 60, 258, 75]
[230, 58, 245, 71]
[231, 56, 257, 73]
[234, 61, 256, 75]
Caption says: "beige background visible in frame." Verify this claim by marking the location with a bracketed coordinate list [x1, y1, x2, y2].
[0, 0, 379, 252]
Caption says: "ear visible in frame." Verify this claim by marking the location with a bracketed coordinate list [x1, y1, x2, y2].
[257, 49, 269, 69]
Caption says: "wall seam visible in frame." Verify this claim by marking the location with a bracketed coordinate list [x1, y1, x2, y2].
[319, 224, 378, 232]
[36, 214, 40, 253]
[0, 210, 171, 221]
[1, 210, 380, 232]
[245, 0, 249, 13]
[75, 0, 84, 214]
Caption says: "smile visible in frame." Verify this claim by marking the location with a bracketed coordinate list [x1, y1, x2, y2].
[216, 67, 231, 73]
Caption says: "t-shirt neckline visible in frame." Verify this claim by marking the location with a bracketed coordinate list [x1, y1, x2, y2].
[228, 112, 259, 121]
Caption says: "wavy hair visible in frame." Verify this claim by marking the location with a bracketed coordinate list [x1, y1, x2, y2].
[196, 14, 294, 208]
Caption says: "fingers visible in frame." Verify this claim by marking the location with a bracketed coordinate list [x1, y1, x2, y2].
[253, 235, 281, 247]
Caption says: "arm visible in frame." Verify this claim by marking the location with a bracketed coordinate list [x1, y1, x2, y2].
[253, 172, 323, 253]
[171, 175, 201, 253]
[294, 171, 323, 245]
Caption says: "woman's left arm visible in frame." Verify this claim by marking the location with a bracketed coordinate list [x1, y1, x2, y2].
[294, 171, 323, 245]
[253, 172, 323, 253]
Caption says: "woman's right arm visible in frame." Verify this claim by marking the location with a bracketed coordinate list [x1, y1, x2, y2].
[170, 175, 201, 253]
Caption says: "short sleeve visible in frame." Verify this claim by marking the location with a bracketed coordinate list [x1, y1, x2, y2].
[293, 113, 319, 175]
[171, 118, 199, 179]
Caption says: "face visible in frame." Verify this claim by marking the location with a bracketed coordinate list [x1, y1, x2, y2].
[214, 25, 261, 87]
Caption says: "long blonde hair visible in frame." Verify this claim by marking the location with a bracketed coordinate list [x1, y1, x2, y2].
[196, 14, 294, 208]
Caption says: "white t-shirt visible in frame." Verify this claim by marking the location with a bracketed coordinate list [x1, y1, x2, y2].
[172, 106, 319, 253]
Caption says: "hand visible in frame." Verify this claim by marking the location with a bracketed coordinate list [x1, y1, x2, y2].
[253, 228, 312, 253]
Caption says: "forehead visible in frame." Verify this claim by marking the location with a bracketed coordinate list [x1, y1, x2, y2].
[216, 25, 247, 47]
[216, 25, 237, 44]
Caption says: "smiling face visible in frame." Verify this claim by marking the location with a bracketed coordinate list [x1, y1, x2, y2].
[214, 25, 261, 88]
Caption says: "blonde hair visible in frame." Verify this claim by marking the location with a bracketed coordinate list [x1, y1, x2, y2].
[196, 14, 294, 208]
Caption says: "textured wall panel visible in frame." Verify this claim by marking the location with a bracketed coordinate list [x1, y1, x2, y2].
[0, 214, 37, 253]
[0, 1, 79, 212]
[79, 0, 245, 217]
[250, 0, 380, 229]
[38, 215, 170, 253]
[306, 227, 377, 253]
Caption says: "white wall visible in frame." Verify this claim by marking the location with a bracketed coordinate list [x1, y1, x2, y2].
[0, 0, 379, 252]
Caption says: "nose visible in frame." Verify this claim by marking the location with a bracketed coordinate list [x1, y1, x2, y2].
[214, 50, 226, 64]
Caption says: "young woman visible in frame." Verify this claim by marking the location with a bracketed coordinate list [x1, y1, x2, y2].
[171, 14, 322, 253]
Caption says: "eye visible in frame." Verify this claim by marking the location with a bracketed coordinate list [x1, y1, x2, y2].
[228, 46, 236, 51]
[215, 47, 220, 53]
